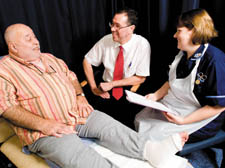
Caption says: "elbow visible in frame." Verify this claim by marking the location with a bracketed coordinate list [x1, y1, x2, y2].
[83, 58, 91, 73]
[139, 77, 146, 84]
[141, 77, 146, 83]
[83, 58, 88, 67]
[133, 76, 146, 85]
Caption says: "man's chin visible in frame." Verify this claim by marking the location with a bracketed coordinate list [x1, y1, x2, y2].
[112, 36, 119, 42]
[29, 53, 41, 61]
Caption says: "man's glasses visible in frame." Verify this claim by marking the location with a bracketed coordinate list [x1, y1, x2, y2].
[109, 22, 132, 30]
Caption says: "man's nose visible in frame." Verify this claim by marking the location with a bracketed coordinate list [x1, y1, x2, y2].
[32, 38, 39, 45]
[111, 26, 116, 32]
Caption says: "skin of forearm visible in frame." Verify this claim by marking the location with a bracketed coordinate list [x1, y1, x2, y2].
[83, 59, 98, 90]
[111, 76, 146, 88]
[2, 105, 47, 132]
[183, 105, 225, 124]
[72, 79, 84, 95]
[154, 81, 170, 101]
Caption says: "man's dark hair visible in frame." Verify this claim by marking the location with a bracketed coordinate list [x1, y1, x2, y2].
[116, 7, 138, 26]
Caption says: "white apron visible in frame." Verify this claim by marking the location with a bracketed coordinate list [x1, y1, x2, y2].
[135, 44, 219, 141]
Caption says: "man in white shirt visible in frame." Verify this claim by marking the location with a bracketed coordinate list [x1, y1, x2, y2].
[83, 8, 151, 128]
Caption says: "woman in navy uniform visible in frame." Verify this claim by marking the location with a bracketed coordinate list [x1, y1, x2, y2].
[135, 8, 225, 143]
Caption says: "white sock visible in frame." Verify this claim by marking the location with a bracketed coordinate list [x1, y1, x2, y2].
[143, 133, 183, 167]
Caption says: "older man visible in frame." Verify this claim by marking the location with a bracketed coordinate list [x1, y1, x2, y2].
[0, 23, 189, 168]
[83, 8, 151, 128]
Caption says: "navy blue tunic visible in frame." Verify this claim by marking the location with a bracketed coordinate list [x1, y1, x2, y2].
[175, 44, 225, 141]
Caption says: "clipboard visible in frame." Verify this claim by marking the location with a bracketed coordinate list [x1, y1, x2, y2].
[125, 90, 178, 115]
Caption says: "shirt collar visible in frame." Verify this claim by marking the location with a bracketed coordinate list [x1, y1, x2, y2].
[9, 52, 31, 66]
[9, 52, 45, 65]
[113, 34, 135, 52]
[8, 52, 55, 74]
[184, 44, 205, 60]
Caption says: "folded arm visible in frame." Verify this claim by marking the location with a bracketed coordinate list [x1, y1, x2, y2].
[83, 58, 109, 98]
[99, 75, 146, 92]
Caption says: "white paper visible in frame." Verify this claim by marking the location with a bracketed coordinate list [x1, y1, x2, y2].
[125, 90, 178, 115]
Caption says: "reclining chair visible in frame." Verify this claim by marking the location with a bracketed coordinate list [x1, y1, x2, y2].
[0, 118, 50, 168]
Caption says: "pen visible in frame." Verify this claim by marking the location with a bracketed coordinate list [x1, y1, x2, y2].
[128, 62, 132, 68]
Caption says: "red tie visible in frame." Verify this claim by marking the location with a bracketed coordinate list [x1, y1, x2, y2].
[112, 46, 124, 100]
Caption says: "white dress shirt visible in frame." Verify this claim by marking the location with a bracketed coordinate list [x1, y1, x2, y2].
[85, 34, 151, 82]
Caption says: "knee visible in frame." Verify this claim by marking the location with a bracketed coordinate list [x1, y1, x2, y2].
[90, 110, 117, 124]
[57, 160, 77, 168]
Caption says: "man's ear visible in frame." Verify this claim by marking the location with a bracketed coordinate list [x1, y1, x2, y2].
[130, 25, 136, 32]
[8, 42, 18, 53]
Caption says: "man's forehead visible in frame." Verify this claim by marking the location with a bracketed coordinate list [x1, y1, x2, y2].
[4, 24, 34, 44]
[16, 26, 34, 37]
[113, 13, 128, 24]
[8, 25, 31, 37]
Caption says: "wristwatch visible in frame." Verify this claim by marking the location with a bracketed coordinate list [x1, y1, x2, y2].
[76, 93, 85, 97]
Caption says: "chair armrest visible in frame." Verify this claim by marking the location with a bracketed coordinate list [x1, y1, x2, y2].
[80, 80, 88, 87]
[130, 84, 141, 93]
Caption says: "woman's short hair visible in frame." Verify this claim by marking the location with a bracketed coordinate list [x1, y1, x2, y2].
[177, 8, 218, 44]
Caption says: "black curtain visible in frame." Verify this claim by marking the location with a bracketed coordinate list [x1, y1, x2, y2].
[0, 0, 224, 91]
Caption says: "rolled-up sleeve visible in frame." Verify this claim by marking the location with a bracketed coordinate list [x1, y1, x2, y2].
[84, 37, 104, 67]
[0, 77, 18, 115]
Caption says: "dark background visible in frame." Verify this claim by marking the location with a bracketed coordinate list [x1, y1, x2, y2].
[0, 0, 224, 93]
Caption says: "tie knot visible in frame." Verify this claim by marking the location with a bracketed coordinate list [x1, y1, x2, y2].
[119, 46, 123, 50]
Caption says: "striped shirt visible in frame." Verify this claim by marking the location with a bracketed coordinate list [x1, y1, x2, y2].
[0, 53, 81, 145]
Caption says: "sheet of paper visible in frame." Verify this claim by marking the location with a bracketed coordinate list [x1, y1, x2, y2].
[125, 90, 177, 115]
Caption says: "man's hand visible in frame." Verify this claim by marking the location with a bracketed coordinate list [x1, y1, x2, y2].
[99, 82, 113, 92]
[41, 120, 76, 137]
[91, 87, 110, 99]
[163, 112, 185, 125]
[76, 95, 94, 118]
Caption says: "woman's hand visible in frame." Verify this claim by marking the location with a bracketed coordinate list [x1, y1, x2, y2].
[145, 93, 158, 101]
[163, 112, 185, 125]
